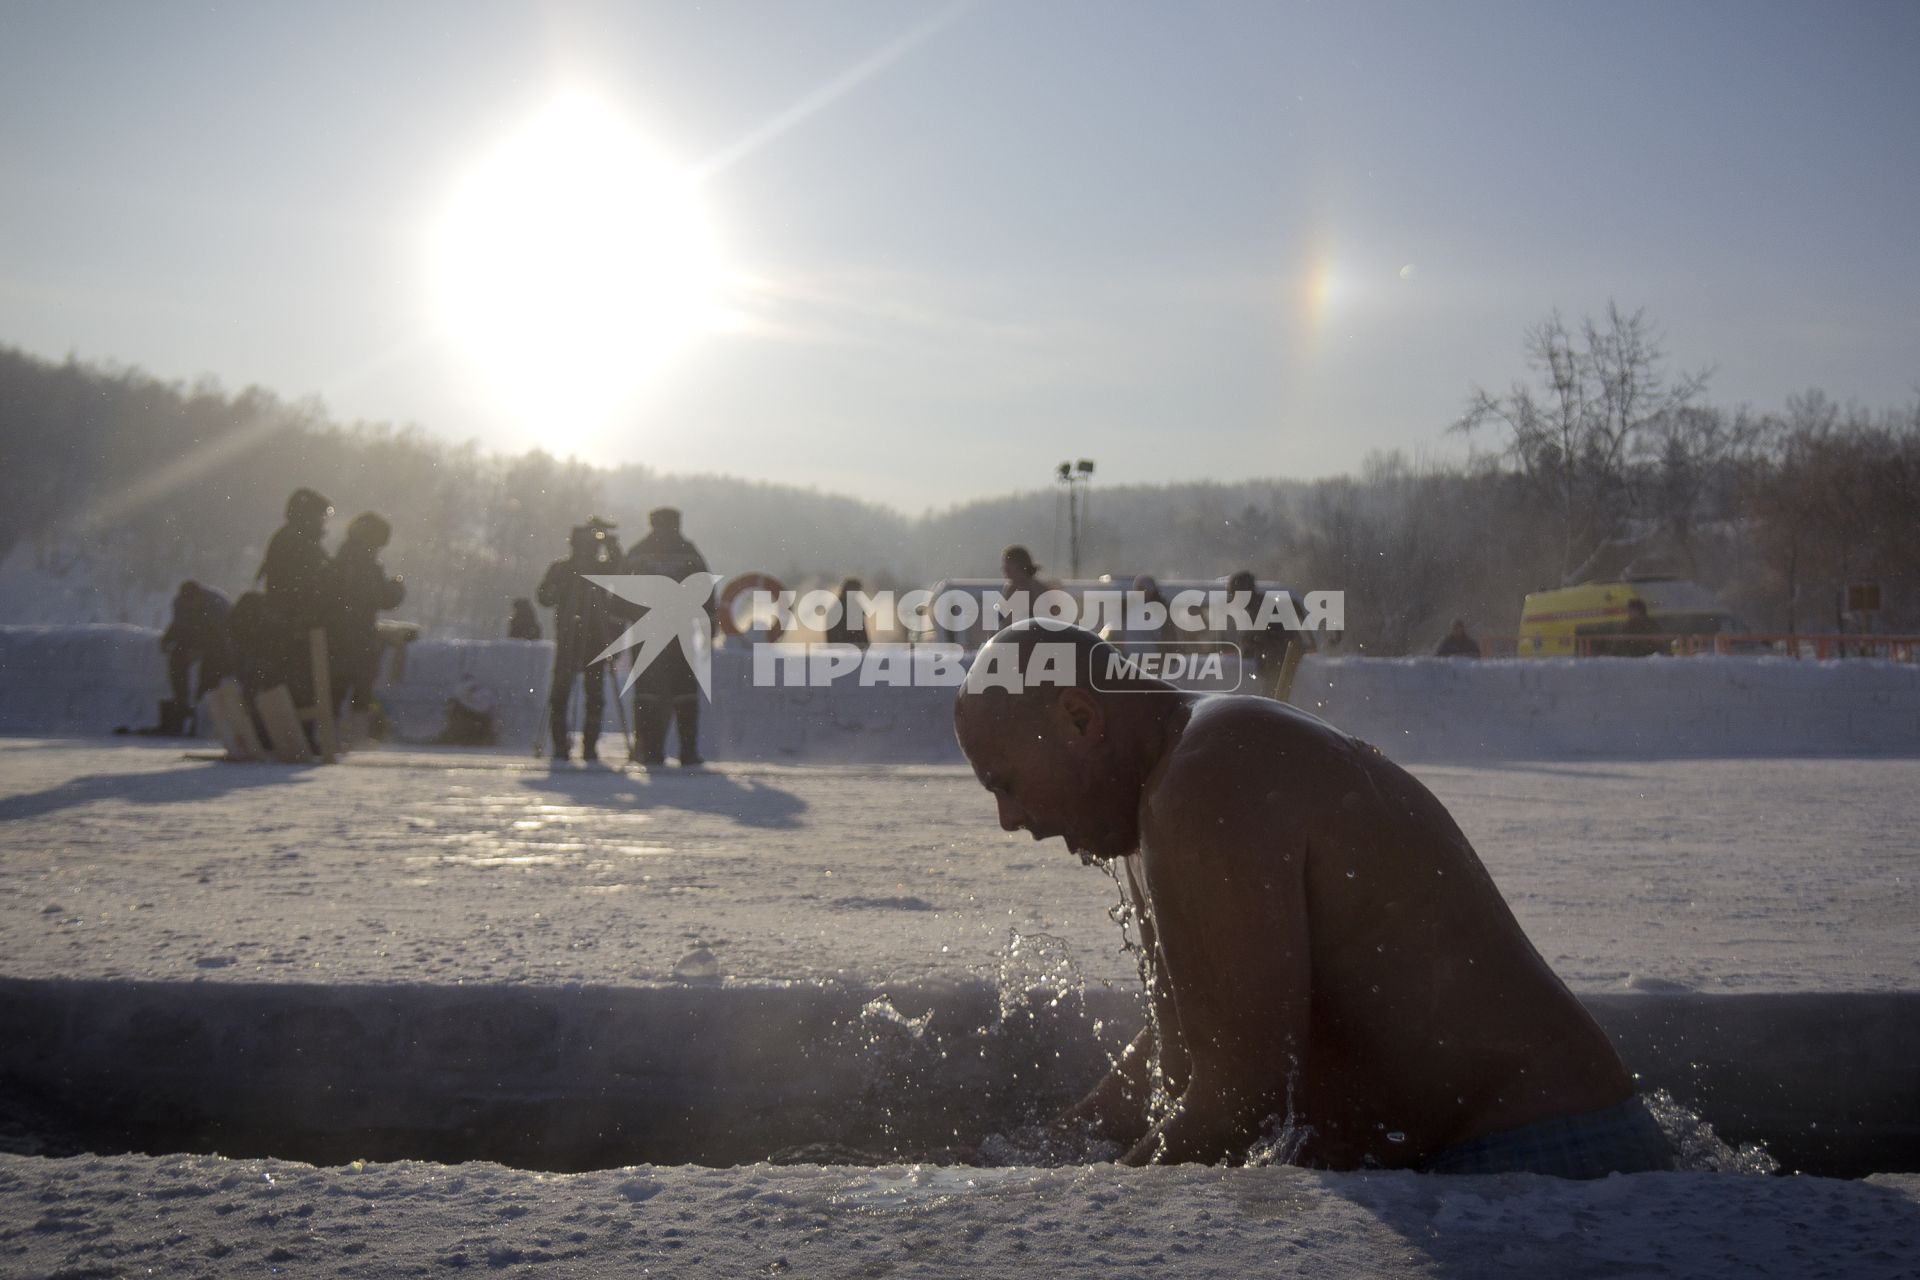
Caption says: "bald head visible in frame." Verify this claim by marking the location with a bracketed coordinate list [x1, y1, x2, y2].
[953, 621, 1178, 862]
[955, 620, 1151, 720]
[953, 621, 1087, 749]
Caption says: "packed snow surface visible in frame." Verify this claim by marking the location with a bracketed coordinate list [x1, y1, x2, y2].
[0, 740, 1915, 992]
[2, 1154, 1916, 1278]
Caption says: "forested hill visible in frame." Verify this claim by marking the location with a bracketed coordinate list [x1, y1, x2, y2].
[0, 346, 1313, 637]
[3, 337, 1915, 651]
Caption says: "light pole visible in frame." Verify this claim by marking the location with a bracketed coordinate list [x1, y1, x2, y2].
[1055, 459, 1095, 579]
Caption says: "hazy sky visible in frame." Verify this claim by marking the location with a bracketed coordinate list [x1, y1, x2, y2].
[2, 0, 1915, 511]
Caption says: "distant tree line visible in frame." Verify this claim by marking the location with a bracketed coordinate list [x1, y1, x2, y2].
[1, 326, 1914, 650]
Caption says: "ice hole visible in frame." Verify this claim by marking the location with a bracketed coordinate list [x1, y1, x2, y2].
[1, 979, 1914, 1178]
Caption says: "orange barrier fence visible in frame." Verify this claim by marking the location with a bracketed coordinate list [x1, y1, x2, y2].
[1476, 634, 1920, 662]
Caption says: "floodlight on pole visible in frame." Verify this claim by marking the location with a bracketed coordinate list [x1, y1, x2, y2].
[1055, 458, 1095, 578]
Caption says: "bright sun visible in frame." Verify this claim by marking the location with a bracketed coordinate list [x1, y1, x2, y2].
[433, 92, 727, 437]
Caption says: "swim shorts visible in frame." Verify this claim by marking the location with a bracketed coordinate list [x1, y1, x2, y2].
[1420, 1097, 1674, 1178]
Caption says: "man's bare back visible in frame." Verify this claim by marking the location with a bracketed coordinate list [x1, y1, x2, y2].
[954, 621, 1653, 1173]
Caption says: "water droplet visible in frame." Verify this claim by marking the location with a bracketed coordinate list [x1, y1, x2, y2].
[1345, 869, 1357, 879]
[1386, 1131, 1407, 1144]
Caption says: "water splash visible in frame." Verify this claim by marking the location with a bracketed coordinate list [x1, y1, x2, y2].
[1098, 861, 1180, 1128]
[1244, 1110, 1318, 1168]
[858, 995, 933, 1043]
[832, 995, 946, 1155]
[828, 1164, 1037, 1209]
[974, 1122, 1123, 1167]
[1644, 1089, 1780, 1174]
[948, 927, 1135, 1167]
[990, 928, 1088, 1032]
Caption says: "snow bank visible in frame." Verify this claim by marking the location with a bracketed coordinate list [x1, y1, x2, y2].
[1295, 655, 1920, 760]
[3, 627, 1917, 759]
[0, 625, 170, 733]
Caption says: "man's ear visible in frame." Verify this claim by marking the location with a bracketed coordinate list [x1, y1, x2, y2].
[1055, 687, 1104, 741]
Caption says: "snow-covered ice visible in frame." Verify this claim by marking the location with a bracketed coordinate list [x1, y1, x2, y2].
[1, 740, 1914, 992]
[2, 736, 1918, 1276]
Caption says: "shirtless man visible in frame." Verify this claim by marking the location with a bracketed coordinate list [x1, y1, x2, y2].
[953, 620, 1671, 1176]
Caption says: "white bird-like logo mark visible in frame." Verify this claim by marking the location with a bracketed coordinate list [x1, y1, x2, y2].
[585, 574, 723, 699]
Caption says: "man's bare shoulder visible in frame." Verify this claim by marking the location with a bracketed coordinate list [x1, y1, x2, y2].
[1145, 695, 1364, 835]
[1170, 695, 1361, 772]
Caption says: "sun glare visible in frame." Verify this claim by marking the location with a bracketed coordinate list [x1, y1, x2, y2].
[433, 93, 727, 438]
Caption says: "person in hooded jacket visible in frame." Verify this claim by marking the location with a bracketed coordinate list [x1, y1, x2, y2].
[327, 512, 406, 721]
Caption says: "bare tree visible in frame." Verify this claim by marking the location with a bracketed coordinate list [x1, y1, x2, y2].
[1453, 303, 1711, 582]
[1637, 403, 1767, 570]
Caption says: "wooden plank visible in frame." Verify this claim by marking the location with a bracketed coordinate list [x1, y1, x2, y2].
[204, 681, 266, 761]
[202, 683, 244, 758]
[306, 627, 337, 763]
[376, 619, 421, 682]
[1272, 638, 1306, 705]
[256, 685, 315, 764]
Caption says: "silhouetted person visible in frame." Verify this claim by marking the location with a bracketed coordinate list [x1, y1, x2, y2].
[1115, 574, 1176, 652]
[537, 519, 621, 761]
[1000, 545, 1062, 624]
[1614, 598, 1664, 658]
[508, 597, 542, 641]
[164, 579, 232, 720]
[227, 591, 272, 704]
[1227, 570, 1307, 698]
[622, 507, 713, 766]
[1435, 618, 1482, 659]
[327, 512, 406, 723]
[434, 677, 500, 747]
[252, 488, 333, 706]
[956, 622, 1666, 1175]
[120, 581, 232, 736]
[824, 577, 870, 649]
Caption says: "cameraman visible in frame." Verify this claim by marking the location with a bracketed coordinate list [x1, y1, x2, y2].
[535, 516, 621, 761]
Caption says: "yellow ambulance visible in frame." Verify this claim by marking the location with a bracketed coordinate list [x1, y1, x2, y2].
[1515, 576, 1739, 658]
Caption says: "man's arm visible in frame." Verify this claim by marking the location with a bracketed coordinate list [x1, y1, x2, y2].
[1055, 1023, 1156, 1145]
[1055, 858, 1189, 1145]
[1121, 747, 1312, 1165]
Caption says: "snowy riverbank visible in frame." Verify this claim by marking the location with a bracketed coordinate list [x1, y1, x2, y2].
[3, 625, 1918, 761]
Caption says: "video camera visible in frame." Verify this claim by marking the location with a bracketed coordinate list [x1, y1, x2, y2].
[570, 517, 620, 567]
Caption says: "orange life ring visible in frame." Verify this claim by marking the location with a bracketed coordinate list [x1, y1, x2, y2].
[719, 572, 786, 640]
